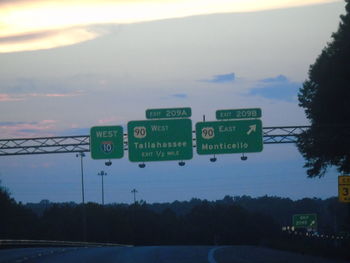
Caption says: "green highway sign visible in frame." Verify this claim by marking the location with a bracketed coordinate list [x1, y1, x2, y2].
[90, 126, 124, 160]
[292, 214, 317, 229]
[146, 107, 192, 119]
[128, 119, 193, 162]
[216, 108, 262, 120]
[195, 119, 263, 155]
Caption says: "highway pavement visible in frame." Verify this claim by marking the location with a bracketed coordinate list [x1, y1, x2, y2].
[0, 245, 347, 263]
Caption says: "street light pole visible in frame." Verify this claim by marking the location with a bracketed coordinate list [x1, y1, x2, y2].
[131, 189, 138, 204]
[98, 171, 107, 205]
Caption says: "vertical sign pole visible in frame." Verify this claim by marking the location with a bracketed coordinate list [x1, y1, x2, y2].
[98, 171, 107, 205]
[102, 173, 105, 205]
[80, 155, 85, 204]
[76, 152, 87, 241]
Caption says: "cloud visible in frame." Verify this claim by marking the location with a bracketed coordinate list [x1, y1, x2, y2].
[0, 94, 24, 102]
[0, 120, 57, 138]
[28, 92, 82, 98]
[0, 121, 37, 126]
[1, 78, 38, 94]
[0, 27, 100, 53]
[1, 76, 87, 94]
[202, 73, 235, 84]
[0, 0, 337, 53]
[98, 117, 124, 125]
[248, 75, 301, 102]
[58, 127, 90, 136]
[0, 91, 82, 102]
[260, 75, 288, 83]
[0, 31, 58, 44]
[172, 93, 188, 99]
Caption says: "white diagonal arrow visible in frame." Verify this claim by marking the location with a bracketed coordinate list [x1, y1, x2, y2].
[247, 125, 256, 135]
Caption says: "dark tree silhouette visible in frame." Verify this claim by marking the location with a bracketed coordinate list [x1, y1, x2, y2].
[0, 181, 38, 239]
[297, 0, 350, 177]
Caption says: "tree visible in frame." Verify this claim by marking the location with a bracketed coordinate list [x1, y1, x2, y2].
[297, 0, 350, 177]
[0, 181, 38, 239]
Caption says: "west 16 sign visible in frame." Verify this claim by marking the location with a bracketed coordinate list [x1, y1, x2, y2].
[196, 119, 263, 155]
[128, 119, 193, 162]
[90, 126, 124, 160]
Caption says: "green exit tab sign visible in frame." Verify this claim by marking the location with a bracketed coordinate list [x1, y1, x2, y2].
[216, 108, 262, 120]
[90, 126, 124, 160]
[146, 107, 191, 119]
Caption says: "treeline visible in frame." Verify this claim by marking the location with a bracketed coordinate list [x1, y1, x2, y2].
[4, 199, 279, 246]
[148, 195, 349, 235]
[1, 183, 349, 249]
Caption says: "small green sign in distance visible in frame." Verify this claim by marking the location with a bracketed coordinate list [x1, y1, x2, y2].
[90, 126, 124, 160]
[292, 214, 317, 229]
[146, 107, 192, 119]
[128, 119, 193, 162]
[196, 119, 263, 155]
[216, 108, 262, 120]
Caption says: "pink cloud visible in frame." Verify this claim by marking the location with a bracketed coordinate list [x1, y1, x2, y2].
[0, 92, 82, 103]
[0, 93, 23, 102]
[28, 92, 81, 98]
[0, 120, 57, 138]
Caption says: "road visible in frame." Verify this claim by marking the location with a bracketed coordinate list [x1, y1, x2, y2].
[0, 246, 346, 263]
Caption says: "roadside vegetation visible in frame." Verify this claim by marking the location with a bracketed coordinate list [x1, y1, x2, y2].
[1, 182, 349, 260]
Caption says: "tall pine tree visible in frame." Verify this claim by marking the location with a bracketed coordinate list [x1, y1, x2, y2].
[298, 0, 350, 177]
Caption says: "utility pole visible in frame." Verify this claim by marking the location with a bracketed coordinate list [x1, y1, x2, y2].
[131, 189, 138, 204]
[98, 170, 107, 205]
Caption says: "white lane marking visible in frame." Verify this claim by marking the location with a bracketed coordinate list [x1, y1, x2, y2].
[208, 246, 230, 263]
[208, 247, 220, 263]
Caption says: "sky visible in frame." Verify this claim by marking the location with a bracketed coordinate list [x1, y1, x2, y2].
[0, 0, 346, 204]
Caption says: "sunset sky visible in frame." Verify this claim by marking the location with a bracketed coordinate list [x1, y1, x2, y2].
[0, 0, 345, 204]
[0, 0, 339, 53]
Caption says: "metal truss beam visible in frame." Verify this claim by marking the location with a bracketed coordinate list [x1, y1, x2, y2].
[262, 126, 309, 144]
[0, 126, 310, 156]
[0, 135, 90, 156]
